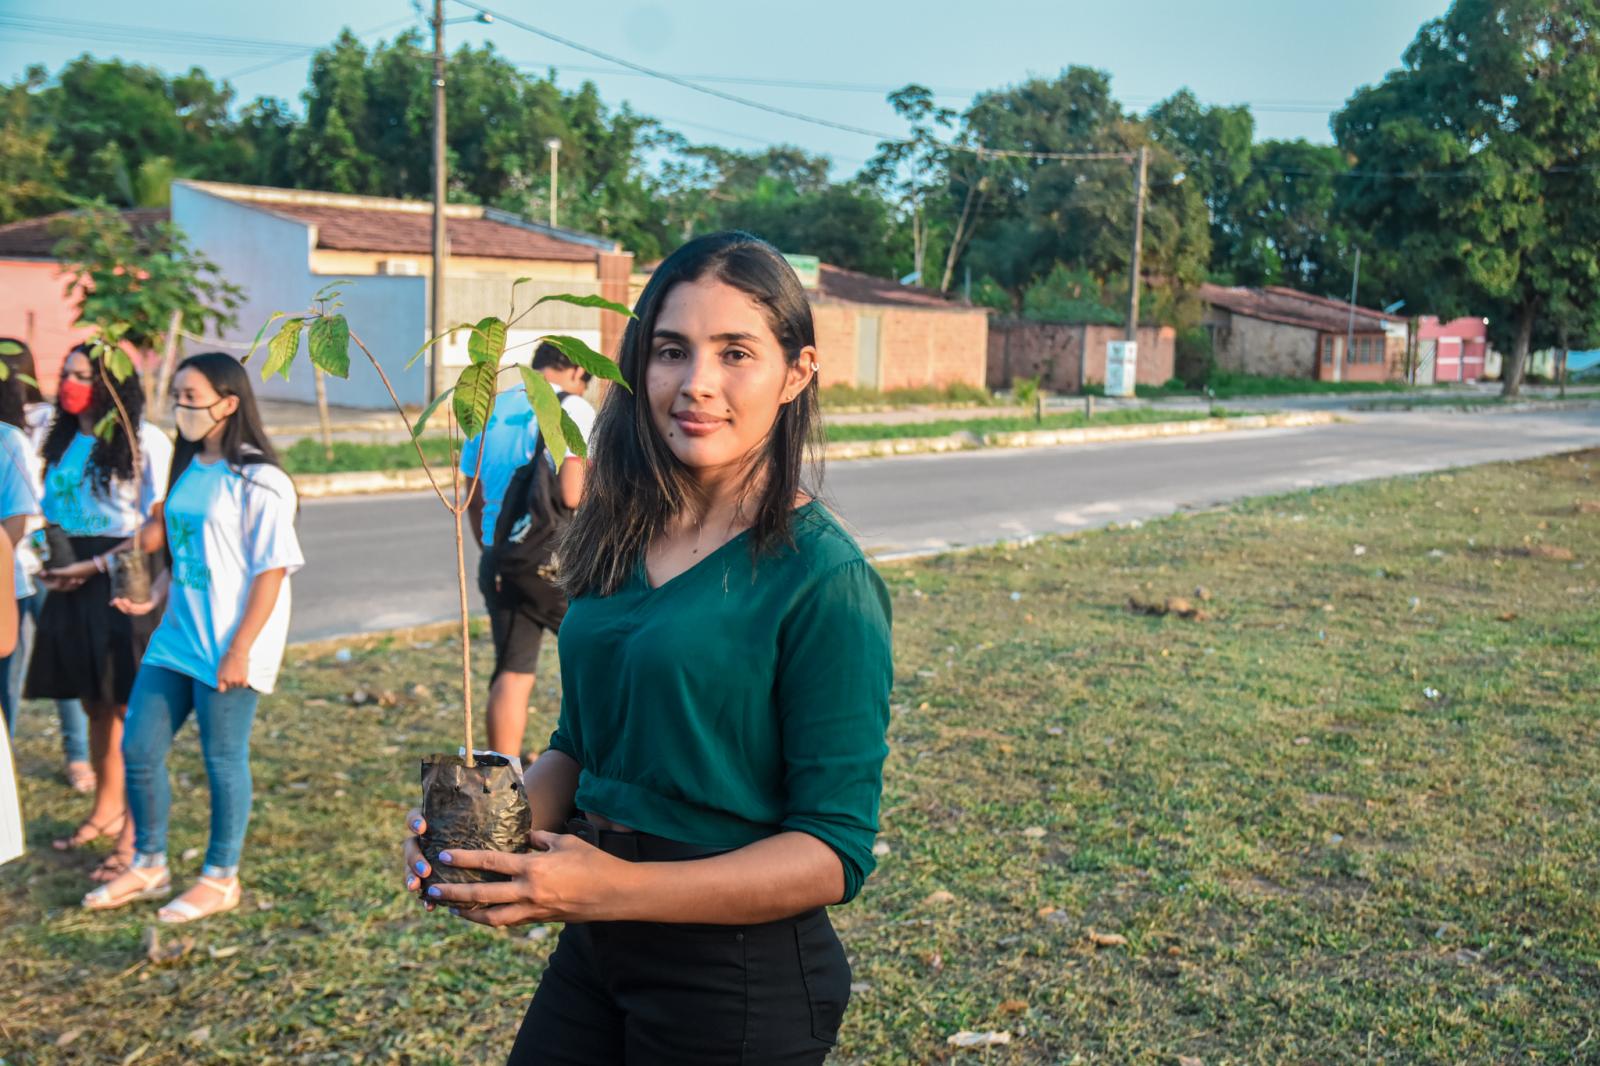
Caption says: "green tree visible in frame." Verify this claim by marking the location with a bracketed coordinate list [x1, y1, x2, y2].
[0, 74, 67, 223]
[957, 68, 1210, 319]
[51, 203, 243, 401]
[1334, 0, 1600, 396]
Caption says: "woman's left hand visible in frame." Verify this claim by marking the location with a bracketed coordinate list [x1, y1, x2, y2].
[47, 559, 99, 581]
[426, 830, 630, 928]
[217, 648, 250, 691]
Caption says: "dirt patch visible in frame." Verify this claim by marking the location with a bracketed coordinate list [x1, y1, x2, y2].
[1127, 595, 1213, 621]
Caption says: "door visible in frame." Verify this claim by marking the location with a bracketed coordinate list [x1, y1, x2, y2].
[855, 313, 882, 389]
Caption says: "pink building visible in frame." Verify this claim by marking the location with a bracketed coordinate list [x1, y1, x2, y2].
[0, 208, 168, 397]
[1418, 315, 1489, 383]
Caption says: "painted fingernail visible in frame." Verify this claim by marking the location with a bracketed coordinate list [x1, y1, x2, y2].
[427, 885, 441, 897]
[414, 860, 426, 874]
[411, 819, 422, 832]
[438, 851, 453, 864]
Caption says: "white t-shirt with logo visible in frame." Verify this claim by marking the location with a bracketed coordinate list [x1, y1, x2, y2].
[42, 423, 173, 538]
[0, 422, 41, 597]
[460, 385, 596, 546]
[143, 458, 304, 694]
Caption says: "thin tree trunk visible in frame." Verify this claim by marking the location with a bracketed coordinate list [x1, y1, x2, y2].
[149, 309, 184, 421]
[313, 367, 335, 463]
[939, 180, 984, 294]
[1500, 302, 1535, 399]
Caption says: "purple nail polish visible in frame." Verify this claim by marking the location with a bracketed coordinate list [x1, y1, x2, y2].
[414, 860, 426, 874]
[411, 819, 422, 832]
[438, 851, 453, 864]
[427, 886, 441, 897]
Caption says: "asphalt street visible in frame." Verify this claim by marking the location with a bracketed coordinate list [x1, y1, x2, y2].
[289, 407, 1600, 642]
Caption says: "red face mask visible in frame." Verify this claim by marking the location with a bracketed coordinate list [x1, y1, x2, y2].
[59, 378, 94, 416]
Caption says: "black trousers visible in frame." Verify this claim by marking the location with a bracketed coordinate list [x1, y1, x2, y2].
[507, 908, 852, 1065]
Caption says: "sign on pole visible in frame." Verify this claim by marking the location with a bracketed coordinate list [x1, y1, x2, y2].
[1105, 340, 1138, 398]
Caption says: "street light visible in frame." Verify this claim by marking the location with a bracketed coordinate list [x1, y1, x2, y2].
[545, 137, 561, 229]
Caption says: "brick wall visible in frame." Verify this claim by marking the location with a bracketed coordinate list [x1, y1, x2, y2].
[812, 301, 988, 390]
[1208, 310, 1319, 377]
[986, 319, 1174, 392]
[597, 251, 634, 359]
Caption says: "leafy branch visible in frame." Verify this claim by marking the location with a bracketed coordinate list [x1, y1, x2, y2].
[244, 283, 633, 765]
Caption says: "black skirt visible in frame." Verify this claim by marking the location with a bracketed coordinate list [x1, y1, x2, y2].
[25, 535, 163, 706]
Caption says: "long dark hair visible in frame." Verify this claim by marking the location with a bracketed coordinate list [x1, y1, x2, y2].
[560, 231, 821, 598]
[167, 352, 284, 494]
[0, 337, 43, 429]
[41, 343, 146, 496]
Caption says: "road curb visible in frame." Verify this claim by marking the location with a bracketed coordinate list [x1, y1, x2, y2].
[294, 412, 1339, 498]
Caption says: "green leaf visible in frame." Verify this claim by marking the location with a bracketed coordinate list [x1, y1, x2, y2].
[559, 406, 588, 460]
[520, 366, 566, 466]
[530, 292, 636, 319]
[468, 316, 507, 366]
[312, 278, 352, 303]
[410, 386, 454, 440]
[308, 315, 351, 378]
[243, 312, 288, 362]
[261, 318, 304, 382]
[14, 372, 37, 390]
[403, 324, 471, 371]
[106, 348, 136, 384]
[452, 361, 498, 438]
[0, 340, 22, 356]
[92, 409, 118, 441]
[541, 334, 629, 388]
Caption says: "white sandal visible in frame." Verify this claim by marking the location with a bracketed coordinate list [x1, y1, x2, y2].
[157, 875, 241, 925]
[83, 865, 171, 911]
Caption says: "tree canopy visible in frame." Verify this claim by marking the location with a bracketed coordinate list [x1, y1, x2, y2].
[1334, 0, 1600, 394]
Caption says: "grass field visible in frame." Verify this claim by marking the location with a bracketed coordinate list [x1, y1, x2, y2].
[5, 450, 1599, 1064]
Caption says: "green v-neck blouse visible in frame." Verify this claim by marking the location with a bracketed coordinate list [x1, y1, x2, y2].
[548, 501, 893, 903]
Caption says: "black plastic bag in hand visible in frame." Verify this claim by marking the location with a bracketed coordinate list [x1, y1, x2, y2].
[419, 753, 532, 909]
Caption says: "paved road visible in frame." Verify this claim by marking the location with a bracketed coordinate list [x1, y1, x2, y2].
[289, 407, 1600, 641]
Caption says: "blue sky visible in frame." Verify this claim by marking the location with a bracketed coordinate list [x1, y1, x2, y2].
[2, 0, 1448, 175]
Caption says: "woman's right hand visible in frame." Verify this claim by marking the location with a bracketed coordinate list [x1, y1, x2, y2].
[402, 808, 437, 911]
[110, 596, 158, 616]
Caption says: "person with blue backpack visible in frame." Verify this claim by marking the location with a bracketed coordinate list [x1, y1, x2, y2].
[462, 341, 596, 763]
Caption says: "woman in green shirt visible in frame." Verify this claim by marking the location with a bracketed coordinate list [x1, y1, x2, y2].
[403, 232, 893, 1063]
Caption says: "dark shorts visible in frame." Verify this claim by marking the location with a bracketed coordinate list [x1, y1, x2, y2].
[478, 547, 549, 679]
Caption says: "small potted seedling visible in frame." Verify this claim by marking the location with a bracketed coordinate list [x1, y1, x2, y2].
[71, 326, 155, 603]
[246, 280, 630, 901]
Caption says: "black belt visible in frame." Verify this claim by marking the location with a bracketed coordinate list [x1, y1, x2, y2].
[565, 817, 729, 863]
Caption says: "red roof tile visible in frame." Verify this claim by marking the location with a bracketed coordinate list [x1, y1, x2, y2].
[816, 263, 978, 311]
[0, 207, 169, 258]
[1200, 283, 1390, 334]
[259, 202, 598, 262]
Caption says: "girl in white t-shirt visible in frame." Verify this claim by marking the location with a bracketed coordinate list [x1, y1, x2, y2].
[30, 345, 172, 882]
[86, 353, 303, 922]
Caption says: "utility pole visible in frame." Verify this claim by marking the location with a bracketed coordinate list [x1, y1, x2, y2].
[1125, 146, 1148, 343]
[1340, 247, 1361, 385]
[545, 137, 561, 228]
[429, 0, 448, 403]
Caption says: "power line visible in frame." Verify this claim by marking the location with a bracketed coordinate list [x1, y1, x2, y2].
[451, 1, 903, 140]
[0, 14, 318, 57]
[221, 17, 418, 81]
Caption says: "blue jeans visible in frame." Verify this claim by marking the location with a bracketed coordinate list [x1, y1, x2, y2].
[0, 590, 89, 763]
[123, 664, 260, 870]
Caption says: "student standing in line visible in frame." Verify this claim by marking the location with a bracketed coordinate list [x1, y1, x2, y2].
[0, 533, 20, 867]
[462, 342, 596, 763]
[406, 233, 894, 1064]
[0, 382, 41, 731]
[0, 339, 91, 792]
[31, 344, 173, 882]
[84, 353, 302, 921]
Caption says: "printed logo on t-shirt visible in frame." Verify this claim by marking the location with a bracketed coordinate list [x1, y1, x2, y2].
[46, 465, 107, 535]
[170, 515, 211, 592]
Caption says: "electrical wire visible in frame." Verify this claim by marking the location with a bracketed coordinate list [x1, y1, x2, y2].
[221, 16, 418, 81]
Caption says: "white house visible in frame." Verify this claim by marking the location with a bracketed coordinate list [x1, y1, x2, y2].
[171, 180, 633, 409]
